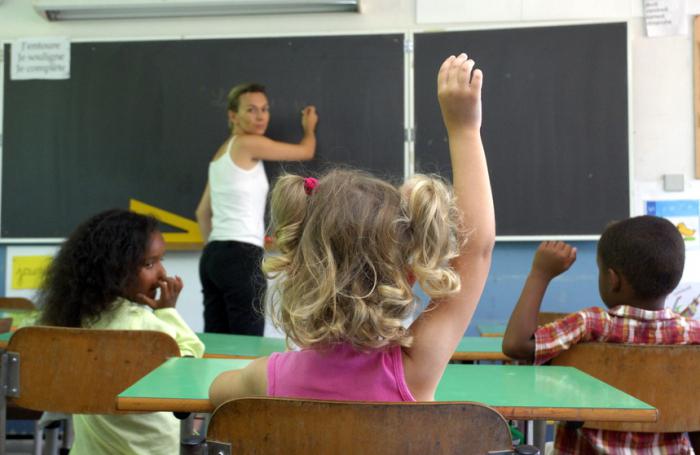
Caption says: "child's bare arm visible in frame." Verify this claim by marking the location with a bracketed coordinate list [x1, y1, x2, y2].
[209, 356, 269, 407]
[405, 54, 495, 400]
[502, 241, 577, 360]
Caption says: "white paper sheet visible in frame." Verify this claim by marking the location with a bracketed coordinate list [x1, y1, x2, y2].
[11, 37, 70, 80]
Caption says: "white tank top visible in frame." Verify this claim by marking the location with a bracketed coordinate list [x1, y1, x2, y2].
[208, 137, 269, 247]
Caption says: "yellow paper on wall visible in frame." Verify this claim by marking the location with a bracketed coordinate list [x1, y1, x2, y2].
[12, 256, 52, 290]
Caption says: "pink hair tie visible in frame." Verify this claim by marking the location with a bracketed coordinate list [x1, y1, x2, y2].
[303, 177, 318, 195]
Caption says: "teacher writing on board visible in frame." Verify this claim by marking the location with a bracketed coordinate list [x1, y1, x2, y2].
[196, 83, 318, 335]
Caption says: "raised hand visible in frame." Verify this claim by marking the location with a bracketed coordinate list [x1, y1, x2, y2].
[437, 53, 483, 133]
[532, 241, 577, 280]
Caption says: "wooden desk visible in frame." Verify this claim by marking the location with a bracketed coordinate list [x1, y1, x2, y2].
[0, 331, 288, 355]
[0, 311, 39, 348]
[453, 337, 509, 361]
[197, 333, 286, 359]
[118, 358, 250, 413]
[116, 358, 656, 423]
[477, 313, 570, 338]
[0, 332, 11, 348]
[2, 310, 38, 330]
[198, 333, 508, 362]
[0, 332, 508, 363]
[477, 323, 507, 338]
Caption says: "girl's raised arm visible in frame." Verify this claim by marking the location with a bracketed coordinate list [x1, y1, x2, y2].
[404, 54, 495, 400]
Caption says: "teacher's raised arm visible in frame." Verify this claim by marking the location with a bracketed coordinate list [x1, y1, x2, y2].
[196, 83, 318, 336]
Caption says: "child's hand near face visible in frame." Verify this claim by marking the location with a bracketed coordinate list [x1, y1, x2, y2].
[135, 276, 183, 310]
[437, 53, 483, 133]
[531, 241, 577, 280]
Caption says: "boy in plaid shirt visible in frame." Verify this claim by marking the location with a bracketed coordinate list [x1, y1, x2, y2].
[503, 215, 700, 454]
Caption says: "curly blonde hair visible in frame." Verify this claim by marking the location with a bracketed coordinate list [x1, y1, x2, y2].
[263, 169, 463, 350]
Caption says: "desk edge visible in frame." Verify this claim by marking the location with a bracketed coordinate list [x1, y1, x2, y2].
[493, 406, 658, 422]
[116, 397, 214, 413]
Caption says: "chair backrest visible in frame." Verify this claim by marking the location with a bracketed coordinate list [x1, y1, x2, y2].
[551, 342, 700, 432]
[536, 312, 568, 326]
[6, 326, 180, 414]
[0, 297, 35, 311]
[207, 398, 513, 454]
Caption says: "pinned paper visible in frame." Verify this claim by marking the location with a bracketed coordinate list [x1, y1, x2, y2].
[11, 256, 52, 290]
[11, 37, 70, 80]
[644, 0, 688, 37]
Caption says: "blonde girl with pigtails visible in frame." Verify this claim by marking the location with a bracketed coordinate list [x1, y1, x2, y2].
[210, 53, 495, 403]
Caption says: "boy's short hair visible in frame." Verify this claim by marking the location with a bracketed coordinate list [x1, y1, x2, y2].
[227, 83, 266, 112]
[597, 215, 684, 299]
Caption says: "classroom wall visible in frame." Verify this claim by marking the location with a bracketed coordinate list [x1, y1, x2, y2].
[0, 0, 696, 332]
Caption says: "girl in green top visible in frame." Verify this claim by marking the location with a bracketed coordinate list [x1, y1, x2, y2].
[38, 209, 204, 455]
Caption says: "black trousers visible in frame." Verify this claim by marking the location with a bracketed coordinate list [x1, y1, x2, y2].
[200, 240, 266, 335]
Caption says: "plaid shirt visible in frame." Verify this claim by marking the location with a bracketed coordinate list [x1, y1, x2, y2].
[534, 305, 700, 455]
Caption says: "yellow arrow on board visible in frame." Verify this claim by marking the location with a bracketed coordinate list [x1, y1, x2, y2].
[129, 199, 203, 250]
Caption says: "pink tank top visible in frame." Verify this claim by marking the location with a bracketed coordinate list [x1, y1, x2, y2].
[267, 343, 415, 402]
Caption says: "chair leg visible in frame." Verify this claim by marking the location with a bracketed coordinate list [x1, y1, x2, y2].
[0, 401, 5, 455]
[179, 413, 207, 455]
[60, 417, 73, 451]
[0, 351, 9, 455]
[32, 421, 44, 455]
[36, 415, 67, 455]
[42, 422, 61, 455]
[533, 421, 547, 453]
[526, 420, 534, 445]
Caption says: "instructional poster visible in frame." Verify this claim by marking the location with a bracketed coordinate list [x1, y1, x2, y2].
[643, 0, 688, 37]
[11, 255, 52, 290]
[667, 282, 700, 319]
[10, 37, 70, 80]
[635, 181, 700, 317]
[636, 181, 700, 248]
[4, 246, 58, 300]
[645, 199, 699, 247]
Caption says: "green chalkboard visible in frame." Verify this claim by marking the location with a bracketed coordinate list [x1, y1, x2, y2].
[414, 23, 629, 236]
[2, 34, 404, 238]
[3, 24, 631, 238]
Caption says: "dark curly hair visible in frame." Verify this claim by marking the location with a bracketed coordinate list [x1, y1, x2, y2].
[598, 215, 684, 300]
[37, 209, 159, 327]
